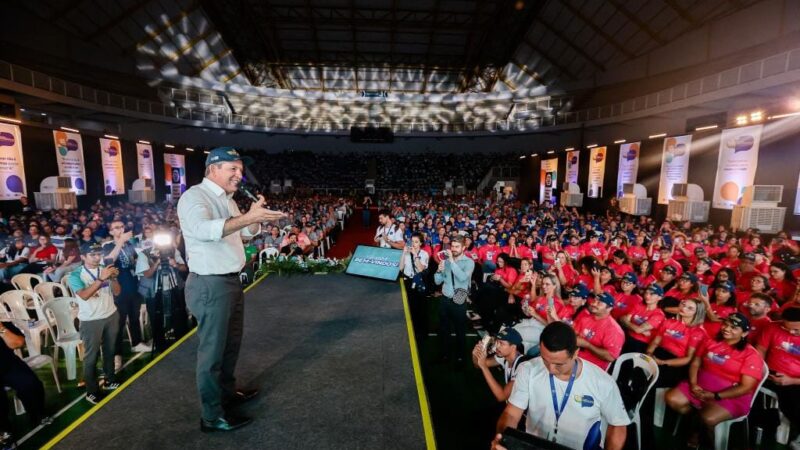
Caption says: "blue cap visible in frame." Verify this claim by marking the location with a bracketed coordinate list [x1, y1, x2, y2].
[680, 272, 698, 283]
[495, 328, 523, 346]
[621, 272, 638, 284]
[716, 280, 736, 293]
[569, 284, 591, 299]
[726, 312, 750, 332]
[205, 147, 253, 167]
[646, 284, 665, 296]
[596, 292, 615, 307]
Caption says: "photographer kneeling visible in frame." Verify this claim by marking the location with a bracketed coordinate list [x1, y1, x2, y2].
[136, 231, 189, 353]
[473, 328, 528, 403]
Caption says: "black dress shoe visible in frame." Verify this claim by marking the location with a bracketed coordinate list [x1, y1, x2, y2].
[200, 415, 253, 433]
[224, 388, 259, 407]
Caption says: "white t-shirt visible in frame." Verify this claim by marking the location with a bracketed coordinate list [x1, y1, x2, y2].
[66, 265, 118, 322]
[508, 358, 631, 449]
[375, 223, 403, 249]
[495, 353, 527, 384]
[402, 250, 429, 278]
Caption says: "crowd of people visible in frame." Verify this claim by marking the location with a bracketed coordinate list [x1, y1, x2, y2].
[0, 192, 351, 447]
[383, 194, 800, 450]
[242, 150, 520, 191]
[2, 179, 800, 449]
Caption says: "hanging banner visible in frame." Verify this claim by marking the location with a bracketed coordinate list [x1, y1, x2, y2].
[657, 135, 692, 204]
[53, 130, 86, 195]
[616, 142, 641, 197]
[99, 137, 125, 195]
[0, 123, 27, 200]
[540, 158, 558, 204]
[136, 143, 155, 181]
[164, 153, 186, 196]
[587, 147, 606, 198]
[565, 150, 580, 184]
[712, 125, 763, 209]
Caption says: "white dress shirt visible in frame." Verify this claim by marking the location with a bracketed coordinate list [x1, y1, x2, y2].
[177, 178, 260, 275]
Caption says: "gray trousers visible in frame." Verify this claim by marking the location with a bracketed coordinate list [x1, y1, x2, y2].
[185, 273, 245, 421]
[80, 311, 120, 395]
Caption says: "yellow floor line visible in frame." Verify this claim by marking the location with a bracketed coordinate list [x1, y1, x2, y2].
[40, 273, 269, 449]
[399, 280, 437, 450]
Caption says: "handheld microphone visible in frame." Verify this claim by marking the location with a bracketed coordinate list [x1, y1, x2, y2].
[238, 183, 260, 203]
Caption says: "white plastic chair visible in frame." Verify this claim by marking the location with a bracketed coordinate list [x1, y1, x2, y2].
[34, 282, 68, 302]
[258, 248, 279, 268]
[608, 353, 659, 450]
[708, 362, 769, 450]
[654, 387, 669, 427]
[11, 273, 43, 291]
[672, 362, 769, 450]
[0, 290, 50, 356]
[41, 297, 84, 380]
[59, 275, 75, 297]
[760, 386, 792, 445]
[9, 318, 61, 393]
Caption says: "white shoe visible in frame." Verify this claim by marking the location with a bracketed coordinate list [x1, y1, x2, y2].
[789, 437, 800, 450]
[132, 342, 153, 353]
[114, 355, 122, 372]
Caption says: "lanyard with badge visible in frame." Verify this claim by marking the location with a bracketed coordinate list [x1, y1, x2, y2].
[84, 265, 109, 289]
[549, 360, 578, 442]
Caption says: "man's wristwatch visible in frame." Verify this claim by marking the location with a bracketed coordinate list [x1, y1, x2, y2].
[0, 327, 6, 335]
[714, 392, 722, 401]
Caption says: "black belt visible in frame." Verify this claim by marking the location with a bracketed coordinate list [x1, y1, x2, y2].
[191, 272, 239, 277]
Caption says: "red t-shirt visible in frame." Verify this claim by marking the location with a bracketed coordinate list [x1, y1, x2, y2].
[563, 245, 581, 261]
[654, 259, 683, 279]
[746, 315, 772, 344]
[737, 271, 762, 291]
[664, 288, 693, 302]
[536, 245, 557, 266]
[757, 322, 800, 377]
[627, 246, 648, 262]
[626, 304, 667, 343]
[699, 339, 764, 384]
[572, 313, 624, 370]
[477, 245, 501, 265]
[657, 318, 708, 358]
[531, 296, 565, 321]
[493, 266, 518, 285]
[703, 303, 737, 337]
[576, 273, 594, 288]
[637, 274, 657, 290]
[608, 263, 634, 278]
[32, 245, 57, 260]
[580, 242, 607, 261]
[612, 292, 642, 320]
[769, 278, 797, 304]
[511, 271, 532, 294]
[718, 257, 740, 270]
[464, 249, 480, 263]
[557, 264, 580, 287]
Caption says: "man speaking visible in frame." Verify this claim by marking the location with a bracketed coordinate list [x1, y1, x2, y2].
[178, 147, 284, 432]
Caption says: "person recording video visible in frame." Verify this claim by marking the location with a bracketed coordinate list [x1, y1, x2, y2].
[136, 230, 189, 353]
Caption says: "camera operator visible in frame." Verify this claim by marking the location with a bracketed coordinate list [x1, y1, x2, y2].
[136, 232, 189, 353]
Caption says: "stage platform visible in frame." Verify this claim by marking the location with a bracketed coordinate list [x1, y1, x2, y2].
[48, 274, 430, 449]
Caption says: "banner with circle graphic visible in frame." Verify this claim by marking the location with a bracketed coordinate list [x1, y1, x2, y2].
[53, 130, 86, 195]
[566, 150, 580, 184]
[616, 142, 640, 197]
[164, 153, 186, 196]
[587, 147, 606, 198]
[99, 138, 125, 195]
[657, 135, 692, 204]
[136, 143, 155, 181]
[0, 123, 26, 200]
[712, 125, 763, 209]
[540, 158, 558, 205]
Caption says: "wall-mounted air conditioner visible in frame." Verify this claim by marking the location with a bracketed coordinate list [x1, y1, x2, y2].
[560, 182, 583, 207]
[128, 178, 156, 204]
[732, 185, 786, 233]
[34, 176, 77, 210]
[619, 183, 652, 216]
[667, 183, 709, 222]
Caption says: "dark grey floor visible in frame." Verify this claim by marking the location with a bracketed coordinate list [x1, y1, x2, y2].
[56, 275, 425, 450]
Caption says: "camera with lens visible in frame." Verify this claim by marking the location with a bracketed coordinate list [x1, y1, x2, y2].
[150, 232, 176, 270]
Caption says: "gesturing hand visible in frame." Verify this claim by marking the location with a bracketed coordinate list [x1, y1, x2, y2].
[247, 195, 286, 224]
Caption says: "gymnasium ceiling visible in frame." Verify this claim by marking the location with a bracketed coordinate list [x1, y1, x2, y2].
[18, 0, 766, 96]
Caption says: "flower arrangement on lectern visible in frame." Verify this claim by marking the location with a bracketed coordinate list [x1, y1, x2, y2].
[255, 254, 350, 277]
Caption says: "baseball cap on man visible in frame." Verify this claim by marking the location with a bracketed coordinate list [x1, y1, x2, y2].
[205, 147, 254, 167]
[81, 243, 104, 255]
[621, 272, 638, 284]
[495, 328, 523, 346]
[595, 292, 615, 307]
[646, 284, 665, 296]
[725, 312, 751, 332]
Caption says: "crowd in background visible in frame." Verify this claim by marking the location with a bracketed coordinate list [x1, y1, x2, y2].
[242, 150, 520, 191]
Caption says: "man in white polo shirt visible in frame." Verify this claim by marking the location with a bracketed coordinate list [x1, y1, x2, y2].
[67, 243, 121, 405]
[493, 322, 630, 450]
